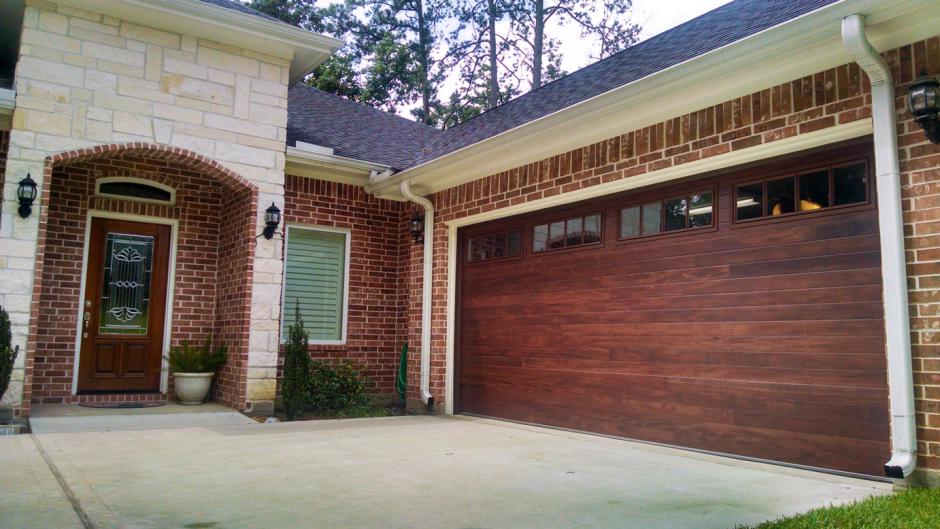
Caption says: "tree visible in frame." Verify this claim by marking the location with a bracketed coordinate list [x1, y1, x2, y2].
[0, 306, 18, 401]
[510, 0, 641, 89]
[281, 301, 312, 421]
[447, 0, 522, 114]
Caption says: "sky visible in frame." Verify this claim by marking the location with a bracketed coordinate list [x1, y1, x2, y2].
[554, 0, 733, 74]
[307, 0, 736, 117]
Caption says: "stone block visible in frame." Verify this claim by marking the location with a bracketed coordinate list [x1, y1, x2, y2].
[57, 5, 101, 22]
[86, 119, 112, 141]
[24, 109, 71, 136]
[21, 27, 80, 53]
[70, 26, 126, 48]
[164, 57, 207, 80]
[38, 10, 68, 33]
[196, 46, 258, 77]
[113, 111, 153, 137]
[95, 60, 144, 79]
[160, 74, 234, 106]
[204, 113, 276, 140]
[93, 92, 152, 114]
[207, 69, 235, 87]
[153, 102, 203, 125]
[17, 57, 84, 88]
[120, 23, 180, 48]
[70, 16, 119, 35]
[248, 103, 287, 128]
[145, 45, 162, 81]
[82, 41, 144, 67]
[234, 74, 250, 119]
[118, 76, 174, 104]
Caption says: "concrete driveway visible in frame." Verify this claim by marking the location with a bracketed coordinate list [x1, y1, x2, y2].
[3, 415, 890, 529]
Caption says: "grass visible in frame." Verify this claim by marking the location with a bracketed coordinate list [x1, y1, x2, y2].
[737, 487, 940, 529]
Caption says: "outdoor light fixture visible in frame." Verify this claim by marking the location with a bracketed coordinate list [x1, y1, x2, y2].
[261, 202, 281, 239]
[17, 173, 37, 219]
[906, 73, 940, 144]
[409, 211, 424, 244]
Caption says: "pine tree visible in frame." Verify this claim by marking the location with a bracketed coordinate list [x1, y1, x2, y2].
[281, 300, 312, 421]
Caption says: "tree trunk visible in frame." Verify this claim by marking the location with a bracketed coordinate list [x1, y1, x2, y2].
[487, 0, 499, 109]
[416, 0, 432, 124]
[532, 0, 544, 89]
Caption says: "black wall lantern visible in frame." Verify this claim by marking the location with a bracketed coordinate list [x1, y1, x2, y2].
[262, 202, 281, 239]
[17, 173, 38, 219]
[409, 211, 425, 244]
[906, 73, 940, 144]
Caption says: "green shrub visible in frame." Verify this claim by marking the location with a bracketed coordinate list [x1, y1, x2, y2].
[165, 335, 227, 373]
[281, 301, 312, 421]
[309, 360, 371, 414]
[0, 306, 19, 400]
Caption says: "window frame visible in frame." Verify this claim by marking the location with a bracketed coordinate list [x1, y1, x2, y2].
[466, 227, 523, 264]
[732, 158, 872, 226]
[617, 187, 717, 242]
[280, 223, 351, 346]
[95, 177, 176, 206]
[529, 211, 605, 255]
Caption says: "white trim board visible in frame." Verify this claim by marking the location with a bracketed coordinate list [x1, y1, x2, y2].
[71, 210, 179, 395]
[441, 119, 873, 414]
[280, 223, 352, 346]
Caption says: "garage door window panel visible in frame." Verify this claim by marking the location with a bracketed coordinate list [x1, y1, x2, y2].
[620, 190, 714, 240]
[532, 213, 602, 253]
[734, 159, 869, 223]
[468, 229, 523, 263]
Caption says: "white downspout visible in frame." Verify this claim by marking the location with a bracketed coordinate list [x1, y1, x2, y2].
[400, 180, 435, 407]
[842, 14, 916, 478]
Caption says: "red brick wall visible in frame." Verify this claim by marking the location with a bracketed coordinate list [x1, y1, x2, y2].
[213, 187, 255, 408]
[895, 37, 940, 476]
[406, 37, 940, 477]
[282, 175, 406, 395]
[31, 152, 254, 407]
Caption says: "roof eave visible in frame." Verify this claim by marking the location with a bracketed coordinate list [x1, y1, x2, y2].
[286, 146, 393, 187]
[368, 0, 939, 200]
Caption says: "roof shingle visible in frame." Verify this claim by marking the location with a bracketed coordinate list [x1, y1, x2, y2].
[287, 85, 443, 170]
[286, 0, 840, 171]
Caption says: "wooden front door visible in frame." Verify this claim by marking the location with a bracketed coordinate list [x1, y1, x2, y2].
[77, 218, 171, 392]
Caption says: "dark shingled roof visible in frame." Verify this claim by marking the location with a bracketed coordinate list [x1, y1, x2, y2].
[286, 0, 839, 171]
[197, 0, 284, 24]
[287, 85, 443, 170]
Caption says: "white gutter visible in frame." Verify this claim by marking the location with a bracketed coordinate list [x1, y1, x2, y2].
[842, 14, 916, 479]
[399, 180, 434, 407]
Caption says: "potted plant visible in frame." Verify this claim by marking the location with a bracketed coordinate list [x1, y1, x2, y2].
[165, 336, 227, 405]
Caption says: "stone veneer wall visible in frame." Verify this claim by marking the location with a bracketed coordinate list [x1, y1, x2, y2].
[0, 0, 291, 415]
[405, 37, 940, 481]
[282, 175, 406, 395]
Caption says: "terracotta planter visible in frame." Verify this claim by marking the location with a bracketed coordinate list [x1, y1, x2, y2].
[173, 372, 214, 405]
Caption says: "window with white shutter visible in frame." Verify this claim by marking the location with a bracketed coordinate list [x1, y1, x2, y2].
[281, 226, 349, 343]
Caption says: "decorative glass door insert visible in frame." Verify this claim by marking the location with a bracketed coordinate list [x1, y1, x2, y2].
[98, 232, 155, 335]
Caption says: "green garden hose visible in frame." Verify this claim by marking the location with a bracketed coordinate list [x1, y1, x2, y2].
[396, 342, 408, 405]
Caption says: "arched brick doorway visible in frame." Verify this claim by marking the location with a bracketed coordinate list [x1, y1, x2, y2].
[23, 143, 258, 414]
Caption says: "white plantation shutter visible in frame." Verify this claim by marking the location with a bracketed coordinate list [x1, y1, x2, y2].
[282, 227, 347, 342]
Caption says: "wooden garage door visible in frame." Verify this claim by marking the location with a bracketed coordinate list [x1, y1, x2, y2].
[456, 141, 890, 476]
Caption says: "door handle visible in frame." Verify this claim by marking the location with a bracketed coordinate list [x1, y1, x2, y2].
[84, 312, 91, 330]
